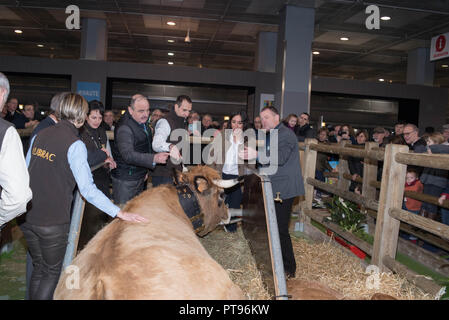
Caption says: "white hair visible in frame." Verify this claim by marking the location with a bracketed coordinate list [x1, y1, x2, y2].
[0, 72, 10, 108]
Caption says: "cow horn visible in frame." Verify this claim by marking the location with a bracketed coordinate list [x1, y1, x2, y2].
[212, 179, 239, 189]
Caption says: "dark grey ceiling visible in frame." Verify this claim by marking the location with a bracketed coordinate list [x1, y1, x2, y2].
[0, 0, 448, 87]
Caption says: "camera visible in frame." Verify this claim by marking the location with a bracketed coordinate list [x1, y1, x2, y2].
[338, 130, 348, 136]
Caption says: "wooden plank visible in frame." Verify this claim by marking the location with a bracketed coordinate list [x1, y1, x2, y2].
[397, 237, 449, 278]
[367, 208, 449, 253]
[396, 152, 449, 171]
[303, 139, 318, 213]
[389, 208, 449, 240]
[303, 208, 373, 256]
[306, 177, 379, 211]
[404, 190, 449, 210]
[372, 144, 409, 271]
[337, 140, 351, 192]
[383, 256, 443, 297]
[310, 142, 384, 161]
[362, 142, 379, 201]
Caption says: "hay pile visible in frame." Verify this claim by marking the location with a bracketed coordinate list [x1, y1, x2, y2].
[201, 225, 433, 300]
[199, 226, 271, 300]
[292, 237, 432, 300]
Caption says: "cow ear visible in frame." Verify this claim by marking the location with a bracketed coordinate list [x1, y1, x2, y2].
[173, 169, 187, 185]
[194, 176, 210, 194]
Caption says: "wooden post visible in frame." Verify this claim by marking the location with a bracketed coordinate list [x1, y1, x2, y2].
[362, 142, 379, 235]
[362, 142, 379, 200]
[372, 144, 409, 271]
[337, 140, 351, 192]
[303, 138, 318, 213]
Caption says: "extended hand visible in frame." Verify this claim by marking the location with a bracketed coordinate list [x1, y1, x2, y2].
[116, 211, 148, 223]
[104, 156, 117, 169]
[169, 144, 182, 161]
[154, 152, 170, 164]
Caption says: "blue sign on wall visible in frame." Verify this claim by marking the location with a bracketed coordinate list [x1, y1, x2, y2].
[76, 81, 101, 102]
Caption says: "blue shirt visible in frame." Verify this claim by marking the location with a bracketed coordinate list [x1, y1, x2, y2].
[27, 136, 120, 218]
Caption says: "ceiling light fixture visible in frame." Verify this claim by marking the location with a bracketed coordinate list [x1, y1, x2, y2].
[378, 78, 385, 82]
[37, 44, 44, 47]
[14, 29, 23, 34]
[312, 51, 320, 55]
[381, 16, 391, 21]
[168, 61, 174, 65]
[168, 52, 174, 56]
[442, 64, 449, 68]
[340, 37, 349, 41]
[185, 28, 191, 43]
[167, 39, 175, 43]
[167, 21, 176, 26]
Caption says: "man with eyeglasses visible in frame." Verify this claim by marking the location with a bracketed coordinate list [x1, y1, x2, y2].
[402, 124, 426, 153]
[295, 112, 315, 142]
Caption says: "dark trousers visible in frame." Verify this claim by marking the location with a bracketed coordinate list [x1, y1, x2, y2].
[20, 222, 70, 300]
[151, 176, 173, 188]
[222, 172, 242, 232]
[274, 197, 296, 277]
[422, 184, 444, 214]
[112, 177, 146, 205]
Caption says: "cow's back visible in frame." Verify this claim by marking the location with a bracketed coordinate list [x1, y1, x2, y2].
[54, 188, 244, 300]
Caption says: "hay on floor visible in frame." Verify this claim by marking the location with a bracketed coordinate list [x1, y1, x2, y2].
[201, 225, 433, 300]
[292, 236, 432, 300]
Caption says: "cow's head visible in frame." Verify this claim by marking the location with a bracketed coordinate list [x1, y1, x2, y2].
[174, 166, 239, 237]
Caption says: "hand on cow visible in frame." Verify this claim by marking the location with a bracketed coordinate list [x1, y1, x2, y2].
[116, 211, 149, 223]
[154, 152, 170, 164]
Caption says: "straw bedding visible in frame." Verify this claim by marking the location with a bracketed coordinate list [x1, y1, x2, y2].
[200, 225, 432, 300]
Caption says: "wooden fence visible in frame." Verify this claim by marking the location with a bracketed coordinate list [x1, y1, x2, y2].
[299, 138, 449, 296]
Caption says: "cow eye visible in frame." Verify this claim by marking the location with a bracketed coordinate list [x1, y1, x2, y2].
[218, 191, 225, 206]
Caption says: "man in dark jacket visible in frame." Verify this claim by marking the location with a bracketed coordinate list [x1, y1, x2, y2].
[151, 95, 192, 187]
[241, 106, 305, 278]
[403, 124, 427, 153]
[295, 112, 315, 142]
[111, 94, 169, 204]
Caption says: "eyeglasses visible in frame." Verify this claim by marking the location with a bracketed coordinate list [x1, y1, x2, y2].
[231, 121, 243, 124]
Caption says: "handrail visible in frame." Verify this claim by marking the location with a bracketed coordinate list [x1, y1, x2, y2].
[309, 143, 384, 161]
[62, 161, 108, 270]
[396, 152, 449, 171]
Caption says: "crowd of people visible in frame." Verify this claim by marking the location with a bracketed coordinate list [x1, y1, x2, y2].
[1, 68, 449, 300]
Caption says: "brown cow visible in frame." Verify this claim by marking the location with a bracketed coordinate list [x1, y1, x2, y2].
[54, 166, 245, 300]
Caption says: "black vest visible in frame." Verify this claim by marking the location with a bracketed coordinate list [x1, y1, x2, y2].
[26, 120, 80, 226]
[112, 111, 153, 181]
[152, 109, 186, 177]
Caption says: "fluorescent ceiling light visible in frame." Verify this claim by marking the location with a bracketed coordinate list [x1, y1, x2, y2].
[14, 29, 22, 34]
[340, 37, 349, 41]
[381, 16, 391, 21]
[167, 21, 176, 26]
[167, 39, 175, 43]
[312, 51, 320, 55]
[378, 78, 385, 82]
[168, 52, 174, 56]
[442, 64, 449, 68]
[168, 61, 174, 65]
[37, 44, 44, 47]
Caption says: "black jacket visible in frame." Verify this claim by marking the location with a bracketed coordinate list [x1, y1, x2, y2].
[111, 111, 154, 181]
[295, 124, 315, 142]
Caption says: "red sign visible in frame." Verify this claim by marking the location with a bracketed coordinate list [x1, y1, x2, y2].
[431, 32, 449, 61]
